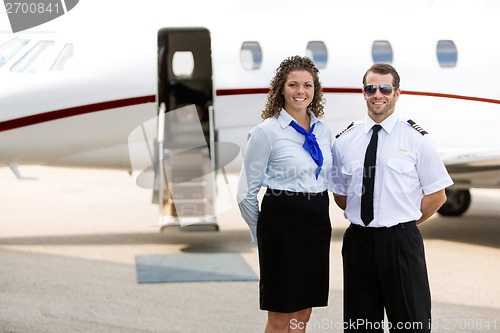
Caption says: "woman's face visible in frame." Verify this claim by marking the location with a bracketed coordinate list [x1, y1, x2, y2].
[282, 70, 314, 114]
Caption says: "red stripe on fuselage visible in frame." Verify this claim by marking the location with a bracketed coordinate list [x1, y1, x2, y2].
[215, 88, 268, 96]
[401, 90, 500, 104]
[1, 88, 500, 132]
[216, 87, 500, 105]
[0, 95, 156, 132]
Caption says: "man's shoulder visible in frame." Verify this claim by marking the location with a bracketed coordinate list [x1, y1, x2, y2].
[403, 119, 429, 136]
[334, 121, 362, 139]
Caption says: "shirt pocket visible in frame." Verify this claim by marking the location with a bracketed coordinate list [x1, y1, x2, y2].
[341, 159, 363, 196]
[342, 159, 362, 175]
[386, 158, 417, 193]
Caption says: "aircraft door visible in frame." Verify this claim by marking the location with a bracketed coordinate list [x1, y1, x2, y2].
[156, 28, 217, 231]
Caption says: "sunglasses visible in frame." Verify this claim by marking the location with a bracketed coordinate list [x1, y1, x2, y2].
[363, 84, 395, 97]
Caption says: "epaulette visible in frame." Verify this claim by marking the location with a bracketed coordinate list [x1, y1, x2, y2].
[407, 119, 428, 135]
[335, 122, 355, 138]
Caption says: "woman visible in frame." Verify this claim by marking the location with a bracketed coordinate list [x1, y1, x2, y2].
[237, 55, 333, 333]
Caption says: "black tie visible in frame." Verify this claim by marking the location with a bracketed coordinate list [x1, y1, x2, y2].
[361, 124, 382, 225]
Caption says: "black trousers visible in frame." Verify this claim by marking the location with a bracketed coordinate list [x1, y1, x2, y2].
[342, 222, 431, 333]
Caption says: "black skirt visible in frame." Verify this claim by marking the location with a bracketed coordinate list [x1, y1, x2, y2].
[257, 188, 332, 313]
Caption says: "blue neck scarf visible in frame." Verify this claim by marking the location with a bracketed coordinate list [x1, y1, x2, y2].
[289, 120, 324, 179]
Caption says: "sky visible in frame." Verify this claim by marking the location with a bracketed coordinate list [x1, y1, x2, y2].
[2, 0, 500, 36]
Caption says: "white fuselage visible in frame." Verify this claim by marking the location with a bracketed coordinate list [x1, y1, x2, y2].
[1, 2, 500, 183]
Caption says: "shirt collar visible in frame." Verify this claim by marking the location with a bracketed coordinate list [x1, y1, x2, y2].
[278, 108, 319, 129]
[363, 113, 398, 135]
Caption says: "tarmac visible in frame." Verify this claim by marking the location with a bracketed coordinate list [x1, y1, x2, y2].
[0, 166, 499, 332]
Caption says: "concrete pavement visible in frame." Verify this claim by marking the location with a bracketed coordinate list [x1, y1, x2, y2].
[0, 166, 499, 332]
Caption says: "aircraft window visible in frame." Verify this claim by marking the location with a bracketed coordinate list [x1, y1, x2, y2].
[306, 41, 328, 69]
[51, 43, 74, 71]
[172, 51, 194, 77]
[436, 40, 457, 68]
[10, 40, 55, 73]
[371, 40, 393, 64]
[0, 38, 30, 69]
[240, 41, 262, 70]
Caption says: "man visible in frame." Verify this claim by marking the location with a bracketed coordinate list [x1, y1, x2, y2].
[330, 63, 453, 332]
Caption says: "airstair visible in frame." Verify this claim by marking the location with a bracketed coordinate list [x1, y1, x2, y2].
[157, 104, 218, 232]
[156, 28, 218, 232]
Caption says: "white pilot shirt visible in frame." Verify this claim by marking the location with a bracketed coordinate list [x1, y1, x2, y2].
[330, 113, 453, 227]
[237, 109, 333, 243]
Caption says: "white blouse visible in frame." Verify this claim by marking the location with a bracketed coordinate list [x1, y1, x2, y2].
[237, 109, 333, 243]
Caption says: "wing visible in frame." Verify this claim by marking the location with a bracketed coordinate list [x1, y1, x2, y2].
[442, 149, 500, 189]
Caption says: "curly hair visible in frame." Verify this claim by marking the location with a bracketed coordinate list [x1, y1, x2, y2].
[261, 55, 325, 119]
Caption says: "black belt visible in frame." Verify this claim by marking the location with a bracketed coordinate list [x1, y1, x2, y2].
[348, 221, 416, 233]
[265, 188, 328, 197]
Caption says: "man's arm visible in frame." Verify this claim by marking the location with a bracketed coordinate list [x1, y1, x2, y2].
[333, 194, 347, 211]
[416, 189, 447, 225]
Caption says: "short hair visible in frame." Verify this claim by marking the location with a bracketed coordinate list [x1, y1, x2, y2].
[362, 63, 400, 89]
